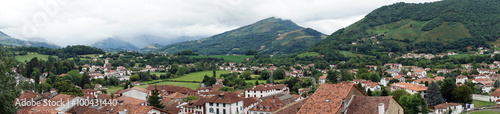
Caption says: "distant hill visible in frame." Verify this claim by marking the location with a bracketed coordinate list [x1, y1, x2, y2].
[157, 17, 326, 55]
[0, 31, 60, 48]
[309, 0, 500, 56]
[91, 38, 138, 51]
[139, 44, 163, 53]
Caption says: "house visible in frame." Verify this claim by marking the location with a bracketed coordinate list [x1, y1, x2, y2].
[319, 75, 327, 84]
[205, 92, 244, 114]
[120, 87, 149, 100]
[179, 98, 208, 114]
[132, 81, 143, 85]
[297, 83, 404, 114]
[94, 84, 102, 90]
[380, 77, 392, 86]
[414, 69, 427, 78]
[390, 82, 428, 98]
[147, 85, 196, 96]
[456, 75, 468, 84]
[243, 97, 259, 114]
[249, 96, 286, 114]
[384, 63, 402, 69]
[434, 102, 463, 114]
[447, 52, 458, 55]
[490, 89, 500, 102]
[245, 84, 290, 98]
[116, 96, 148, 106]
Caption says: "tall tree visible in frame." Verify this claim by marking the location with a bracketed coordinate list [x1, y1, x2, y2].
[148, 85, 165, 109]
[426, 81, 444, 107]
[454, 85, 473, 104]
[54, 80, 84, 96]
[326, 70, 339, 83]
[80, 72, 91, 89]
[440, 78, 456, 102]
[0, 52, 21, 113]
[391, 89, 410, 101]
[381, 89, 389, 96]
[32, 68, 41, 93]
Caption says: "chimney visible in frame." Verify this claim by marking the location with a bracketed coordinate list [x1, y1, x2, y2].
[378, 103, 385, 114]
[272, 97, 276, 105]
[341, 99, 347, 113]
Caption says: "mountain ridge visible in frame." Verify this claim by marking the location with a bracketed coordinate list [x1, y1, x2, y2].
[156, 17, 326, 55]
[0, 31, 60, 48]
[91, 38, 138, 50]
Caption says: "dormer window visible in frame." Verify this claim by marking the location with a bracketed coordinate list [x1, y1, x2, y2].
[266, 106, 270, 110]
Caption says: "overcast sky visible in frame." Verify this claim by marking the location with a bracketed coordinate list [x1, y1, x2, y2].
[0, 0, 440, 47]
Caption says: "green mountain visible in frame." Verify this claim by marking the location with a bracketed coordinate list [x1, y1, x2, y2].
[309, 0, 500, 56]
[139, 44, 163, 53]
[0, 31, 60, 48]
[158, 17, 327, 55]
[91, 38, 138, 51]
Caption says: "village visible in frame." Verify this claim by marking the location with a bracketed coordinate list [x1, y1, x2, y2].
[11, 50, 500, 114]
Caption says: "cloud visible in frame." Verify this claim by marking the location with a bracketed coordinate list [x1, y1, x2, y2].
[0, 0, 440, 47]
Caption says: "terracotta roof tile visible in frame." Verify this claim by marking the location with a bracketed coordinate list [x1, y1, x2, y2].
[391, 82, 428, 92]
[250, 96, 285, 112]
[146, 85, 194, 94]
[297, 83, 365, 114]
[346, 96, 393, 114]
[116, 96, 147, 105]
[434, 102, 462, 109]
[491, 89, 500, 96]
[243, 97, 259, 107]
[206, 92, 244, 104]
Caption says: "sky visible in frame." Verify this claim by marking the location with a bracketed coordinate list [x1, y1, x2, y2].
[0, 0, 440, 48]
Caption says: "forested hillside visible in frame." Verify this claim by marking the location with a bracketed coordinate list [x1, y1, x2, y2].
[309, 0, 500, 56]
[158, 17, 326, 55]
[91, 38, 138, 50]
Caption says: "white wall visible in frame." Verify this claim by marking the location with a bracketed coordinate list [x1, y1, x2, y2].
[205, 101, 244, 114]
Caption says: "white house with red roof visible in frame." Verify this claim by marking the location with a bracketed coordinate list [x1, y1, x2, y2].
[245, 84, 289, 98]
[205, 92, 244, 114]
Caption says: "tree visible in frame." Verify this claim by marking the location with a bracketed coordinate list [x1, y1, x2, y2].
[54, 80, 84, 96]
[260, 70, 270, 80]
[367, 89, 372, 96]
[130, 74, 140, 81]
[454, 85, 473, 104]
[124, 81, 133, 89]
[80, 72, 91, 88]
[426, 81, 444, 107]
[359, 73, 370, 80]
[399, 93, 427, 114]
[440, 78, 456, 102]
[183, 95, 199, 102]
[255, 80, 259, 85]
[356, 83, 366, 93]
[32, 68, 41, 93]
[340, 69, 354, 81]
[218, 87, 235, 91]
[242, 71, 252, 80]
[273, 68, 285, 80]
[0, 52, 21, 113]
[381, 89, 389, 96]
[391, 89, 410, 101]
[370, 73, 380, 82]
[148, 85, 165, 109]
[326, 70, 339, 83]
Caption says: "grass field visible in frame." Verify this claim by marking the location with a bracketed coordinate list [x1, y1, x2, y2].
[245, 79, 268, 84]
[150, 72, 166, 76]
[170, 70, 230, 82]
[298, 52, 320, 57]
[106, 81, 199, 94]
[449, 54, 490, 58]
[470, 111, 500, 114]
[473, 100, 497, 107]
[187, 55, 253, 63]
[15, 53, 56, 62]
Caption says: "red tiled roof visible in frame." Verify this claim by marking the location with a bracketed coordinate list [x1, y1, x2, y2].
[250, 96, 285, 112]
[434, 102, 462, 109]
[32, 94, 76, 111]
[116, 96, 147, 105]
[243, 97, 259, 107]
[206, 92, 244, 104]
[18, 91, 40, 100]
[491, 88, 500, 96]
[297, 83, 366, 114]
[146, 85, 194, 94]
[123, 87, 149, 93]
[391, 82, 428, 92]
[346, 96, 394, 114]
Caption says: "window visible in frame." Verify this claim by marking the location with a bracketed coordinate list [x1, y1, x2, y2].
[223, 103, 226, 107]
[217, 103, 219, 107]
[223, 109, 226, 114]
[209, 108, 214, 113]
[210, 103, 213, 106]
[217, 109, 219, 114]
[236, 102, 238, 106]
